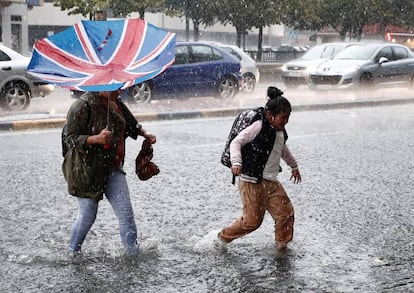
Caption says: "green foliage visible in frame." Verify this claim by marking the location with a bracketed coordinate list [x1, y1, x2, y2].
[53, 0, 414, 42]
[109, 0, 165, 19]
[53, 0, 108, 17]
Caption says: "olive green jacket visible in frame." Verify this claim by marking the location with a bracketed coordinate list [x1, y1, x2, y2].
[62, 92, 142, 201]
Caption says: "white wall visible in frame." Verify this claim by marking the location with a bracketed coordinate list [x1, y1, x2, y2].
[27, 2, 86, 25]
[27, 3, 284, 37]
[1, 3, 29, 54]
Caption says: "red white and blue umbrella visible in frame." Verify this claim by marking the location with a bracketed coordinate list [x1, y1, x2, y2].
[27, 18, 176, 92]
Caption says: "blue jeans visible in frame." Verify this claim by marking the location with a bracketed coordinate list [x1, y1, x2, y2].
[69, 169, 139, 254]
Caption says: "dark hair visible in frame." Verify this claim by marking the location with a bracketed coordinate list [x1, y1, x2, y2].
[265, 86, 291, 115]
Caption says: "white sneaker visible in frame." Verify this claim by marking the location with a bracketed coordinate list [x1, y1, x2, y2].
[213, 233, 228, 252]
[276, 242, 287, 250]
[139, 238, 158, 255]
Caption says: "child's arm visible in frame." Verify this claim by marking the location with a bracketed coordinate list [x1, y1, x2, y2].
[282, 145, 301, 183]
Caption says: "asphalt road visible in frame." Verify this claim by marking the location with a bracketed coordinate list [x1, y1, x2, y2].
[0, 104, 413, 292]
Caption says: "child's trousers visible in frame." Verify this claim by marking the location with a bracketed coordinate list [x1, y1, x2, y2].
[220, 179, 294, 245]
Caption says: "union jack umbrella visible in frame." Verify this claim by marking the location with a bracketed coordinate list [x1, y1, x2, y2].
[27, 18, 176, 92]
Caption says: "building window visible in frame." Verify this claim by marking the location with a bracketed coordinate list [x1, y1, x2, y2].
[11, 15, 22, 22]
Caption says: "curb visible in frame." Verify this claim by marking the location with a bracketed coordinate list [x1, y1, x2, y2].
[1, 98, 413, 132]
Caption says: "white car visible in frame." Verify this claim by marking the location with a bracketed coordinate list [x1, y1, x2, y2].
[219, 44, 260, 93]
[281, 42, 357, 88]
[0, 44, 54, 111]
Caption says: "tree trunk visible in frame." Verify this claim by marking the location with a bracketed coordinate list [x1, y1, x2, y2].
[257, 26, 263, 61]
[236, 29, 242, 47]
[185, 17, 190, 41]
[193, 21, 200, 41]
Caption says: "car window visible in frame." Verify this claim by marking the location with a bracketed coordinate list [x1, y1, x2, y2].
[0, 49, 11, 61]
[190, 45, 223, 63]
[223, 47, 242, 61]
[334, 45, 377, 60]
[321, 45, 338, 59]
[302, 45, 325, 59]
[174, 45, 189, 65]
[375, 47, 393, 62]
[393, 46, 409, 60]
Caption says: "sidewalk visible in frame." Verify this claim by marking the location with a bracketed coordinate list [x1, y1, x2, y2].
[1, 85, 414, 131]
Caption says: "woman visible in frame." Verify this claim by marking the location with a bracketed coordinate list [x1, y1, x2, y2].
[63, 90, 156, 255]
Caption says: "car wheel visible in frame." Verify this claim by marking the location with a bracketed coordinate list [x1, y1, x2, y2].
[130, 82, 152, 103]
[241, 73, 256, 93]
[217, 76, 238, 99]
[359, 73, 373, 88]
[0, 81, 31, 111]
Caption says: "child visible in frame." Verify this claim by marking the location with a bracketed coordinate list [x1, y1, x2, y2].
[214, 86, 301, 251]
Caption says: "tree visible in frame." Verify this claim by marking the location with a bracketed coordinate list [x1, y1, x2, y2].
[109, 0, 165, 19]
[277, 0, 322, 31]
[369, 0, 414, 34]
[252, 0, 282, 58]
[319, 0, 373, 40]
[53, 0, 108, 19]
[165, 0, 216, 41]
[215, 0, 258, 48]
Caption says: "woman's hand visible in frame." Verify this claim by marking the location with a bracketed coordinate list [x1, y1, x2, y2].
[140, 128, 156, 144]
[145, 133, 156, 144]
[87, 128, 112, 145]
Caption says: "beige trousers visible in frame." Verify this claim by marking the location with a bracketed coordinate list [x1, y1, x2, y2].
[220, 179, 294, 245]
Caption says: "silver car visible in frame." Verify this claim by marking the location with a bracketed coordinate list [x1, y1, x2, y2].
[219, 44, 260, 93]
[281, 42, 357, 88]
[309, 43, 414, 90]
[0, 44, 54, 111]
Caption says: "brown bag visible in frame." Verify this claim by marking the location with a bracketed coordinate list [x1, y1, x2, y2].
[135, 139, 160, 180]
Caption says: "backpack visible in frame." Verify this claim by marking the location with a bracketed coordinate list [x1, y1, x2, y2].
[61, 98, 91, 157]
[221, 107, 264, 169]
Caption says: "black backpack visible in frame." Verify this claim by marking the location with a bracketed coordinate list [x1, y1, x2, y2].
[221, 107, 264, 183]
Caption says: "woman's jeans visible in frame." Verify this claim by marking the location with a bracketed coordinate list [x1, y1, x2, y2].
[69, 169, 138, 254]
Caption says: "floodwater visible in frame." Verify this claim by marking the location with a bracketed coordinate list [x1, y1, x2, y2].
[0, 91, 414, 292]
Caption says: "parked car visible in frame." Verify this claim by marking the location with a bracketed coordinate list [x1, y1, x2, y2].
[218, 44, 260, 93]
[71, 42, 242, 103]
[0, 44, 54, 111]
[281, 42, 357, 88]
[308, 43, 414, 90]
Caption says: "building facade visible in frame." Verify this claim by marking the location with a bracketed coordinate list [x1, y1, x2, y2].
[1, 1, 291, 55]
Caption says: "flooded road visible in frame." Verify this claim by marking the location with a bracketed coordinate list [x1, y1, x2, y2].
[0, 104, 413, 292]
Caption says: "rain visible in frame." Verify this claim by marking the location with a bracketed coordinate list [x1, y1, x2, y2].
[1, 1, 414, 292]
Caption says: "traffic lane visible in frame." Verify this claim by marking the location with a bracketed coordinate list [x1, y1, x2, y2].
[0, 105, 413, 292]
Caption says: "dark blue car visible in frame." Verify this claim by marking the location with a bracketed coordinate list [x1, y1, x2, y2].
[122, 41, 242, 103]
[71, 41, 242, 103]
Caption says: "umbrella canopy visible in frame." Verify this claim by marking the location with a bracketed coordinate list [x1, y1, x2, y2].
[27, 18, 176, 92]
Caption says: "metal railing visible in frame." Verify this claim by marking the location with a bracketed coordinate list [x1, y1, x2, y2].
[245, 50, 306, 63]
